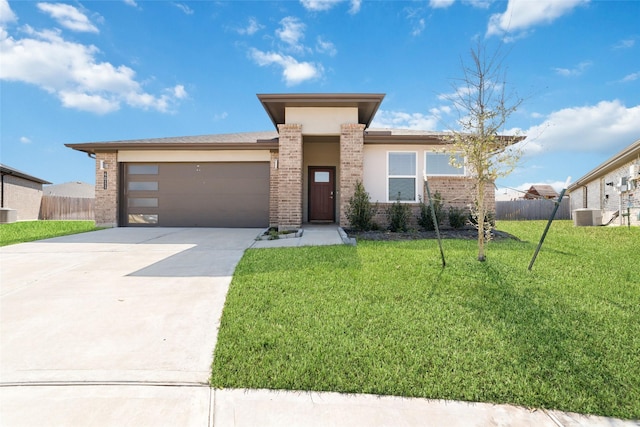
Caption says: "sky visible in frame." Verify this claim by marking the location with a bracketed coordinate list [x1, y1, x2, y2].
[1, 0, 639, 199]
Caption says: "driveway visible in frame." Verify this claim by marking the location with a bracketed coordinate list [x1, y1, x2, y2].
[0, 227, 259, 425]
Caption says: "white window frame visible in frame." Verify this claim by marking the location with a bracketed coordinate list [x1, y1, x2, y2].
[425, 152, 466, 176]
[387, 151, 418, 202]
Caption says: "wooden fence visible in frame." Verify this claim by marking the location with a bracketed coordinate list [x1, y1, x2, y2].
[496, 198, 570, 221]
[39, 196, 95, 221]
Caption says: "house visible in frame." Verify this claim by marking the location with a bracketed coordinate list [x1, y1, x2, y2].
[44, 182, 95, 198]
[66, 93, 517, 229]
[568, 138, 640, 226]
[523, 185, 558, 200]
[0, 164, 52, 222]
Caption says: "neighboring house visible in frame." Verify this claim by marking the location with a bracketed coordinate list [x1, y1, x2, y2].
[568, 138, 640, 226]
[523, 185, 558, 200]
[0, 164, 52, 222]
[66, 93, 520, 229]
[44, 182, 95, 198]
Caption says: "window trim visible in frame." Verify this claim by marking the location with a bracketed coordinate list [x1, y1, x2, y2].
[387, 151, 418, 202]
[425, 152, 466, 177]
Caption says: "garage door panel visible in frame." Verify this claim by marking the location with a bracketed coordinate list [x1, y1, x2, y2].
[124, 162, 269, 227]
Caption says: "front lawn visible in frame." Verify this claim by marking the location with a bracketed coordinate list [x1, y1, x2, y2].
[211, 221, 640, 419]
[0, 220, 99, 246]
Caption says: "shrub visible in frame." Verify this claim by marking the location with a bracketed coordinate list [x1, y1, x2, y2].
[468, 210, 496, 228]
[387, 199, 411, 232]
[448, 207, 468, 229]
[417, 192, 444, 231]
[346, 181, 376, 231]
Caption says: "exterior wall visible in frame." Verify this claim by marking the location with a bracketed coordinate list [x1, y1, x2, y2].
[95, 151, 118, 227]
[286, 107, 358, 135]
[118, 150, 271, 162]
[570, 160, 640, 226]
[302, 140, 340, 222]
[269, 150, 279, 226]
[277, 124, 303, 230]
[339, 123, 366, 227]
[2, 175, 44, 220]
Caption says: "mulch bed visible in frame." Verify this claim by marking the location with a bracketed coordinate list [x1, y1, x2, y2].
[344, 227, 518, 241]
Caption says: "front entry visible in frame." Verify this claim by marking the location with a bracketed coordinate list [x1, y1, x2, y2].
[308, 166, 335, 222]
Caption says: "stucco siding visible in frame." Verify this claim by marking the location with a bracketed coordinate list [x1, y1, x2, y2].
[117, 150, 271, 162]
[3, 175, 44, 220]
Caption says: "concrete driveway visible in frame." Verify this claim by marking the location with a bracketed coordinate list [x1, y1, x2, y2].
[0, 227, 259, 425]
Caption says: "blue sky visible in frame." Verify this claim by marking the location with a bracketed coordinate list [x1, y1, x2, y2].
[1, 0, 639, 198]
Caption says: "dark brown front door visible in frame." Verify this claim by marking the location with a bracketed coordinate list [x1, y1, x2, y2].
[308, 167, 335, 222]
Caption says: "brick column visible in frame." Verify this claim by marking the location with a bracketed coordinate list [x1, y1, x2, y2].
[269, 149, 279, 227]
[95, 151, 118, 227]
[339, 123, 366, 227]
[277, 124, 303, 230]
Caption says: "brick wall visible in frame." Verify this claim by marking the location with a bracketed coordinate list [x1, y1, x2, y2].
[339, 123, 366, 227]
[2, 175, 44, 220]
[269, 150, 279, 226]
[94, 152, 118, 227]
[277, 124, 303, 230]
[368, 177, 495, 230]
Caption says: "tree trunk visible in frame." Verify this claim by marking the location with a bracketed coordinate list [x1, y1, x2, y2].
[477, 182, 486, 262]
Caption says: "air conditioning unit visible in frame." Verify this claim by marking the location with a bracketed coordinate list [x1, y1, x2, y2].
[573, 208, 602, 227]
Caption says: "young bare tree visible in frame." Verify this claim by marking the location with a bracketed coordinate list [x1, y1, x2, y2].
[445, 43, 524, 261]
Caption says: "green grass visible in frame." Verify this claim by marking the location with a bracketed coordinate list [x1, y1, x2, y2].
[0, 220, 100, 246]
[211, 221, 640, 419]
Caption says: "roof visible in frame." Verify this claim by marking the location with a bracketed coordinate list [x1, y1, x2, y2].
[0, 164, 52, 184]
[525, 185, 558, 198]
[65, 131, 280, 155]
[258, 93, 385, 129]
[44, 182, 94, 198]
[568, 138, 640, 191]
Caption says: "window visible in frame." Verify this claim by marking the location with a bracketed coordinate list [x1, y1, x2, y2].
[128, 181, 158, 191]
[425, 152, 465, 176]
[128, 198, 158, 208]
[128, 164, 158, 175]
[128, 214, 158, 224]
[314, 171, 330, 183]
[388, 152, 417, 201]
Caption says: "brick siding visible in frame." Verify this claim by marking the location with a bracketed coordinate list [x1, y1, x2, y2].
[277, 124, 303, 230]
[94, 152, 118, 227]
[339, 123, 366, 227]
[2, 175, 44, 221]
[269, 150, 279, 226]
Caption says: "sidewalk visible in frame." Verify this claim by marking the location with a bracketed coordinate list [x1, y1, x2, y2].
[251, 223, 350, 248]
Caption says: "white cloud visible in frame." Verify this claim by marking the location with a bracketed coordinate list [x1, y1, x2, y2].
[553, 60, 592, 77]
[412, 18, 426, 36]
[20, 136, 31, 144]
[300, 0, 361, 13]
[316, 36, 337, 56]
[123, 0, 138, 7]
[237, 17, 263, 35]
[620, 72, 640, 83]
[249, 48, 322, 85]
[276, 16, 305, 51]
[213, 112, 228, 121]
[0, 0, 16, 24]
[0, 26, 185, 114]
[370, 110, 440, 130]
[173, 3, 194, 15]
[37, 2, 99, 33]
[613, 38, 635, 50]
[487, 0, 588, 38]
[429, 0, 455, 9]
[515, 100, 640, 155]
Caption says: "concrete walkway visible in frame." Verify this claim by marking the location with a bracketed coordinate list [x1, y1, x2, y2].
[251, 223, 349, 248]
[1, 227, 637, 426]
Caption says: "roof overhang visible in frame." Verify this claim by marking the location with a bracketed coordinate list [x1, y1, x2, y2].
[0, 164, 51, 184]
[568, 138, 640, 191]
[65, 141, 280, 155]
[257, 93, 385, 129]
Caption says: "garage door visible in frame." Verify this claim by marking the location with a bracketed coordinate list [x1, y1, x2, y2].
[123, 162, 269, 227]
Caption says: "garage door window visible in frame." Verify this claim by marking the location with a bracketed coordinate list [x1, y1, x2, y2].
[128, 181, 158, 191]
[128, 214, 158, 224]
[129, 165, 158, 175]
[128, 198, 158, 208]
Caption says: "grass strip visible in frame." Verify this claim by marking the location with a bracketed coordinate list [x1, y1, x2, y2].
[0, 220, 100, 246]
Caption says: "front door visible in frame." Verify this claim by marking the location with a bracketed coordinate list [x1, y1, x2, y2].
[308, 167, 335, 222]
